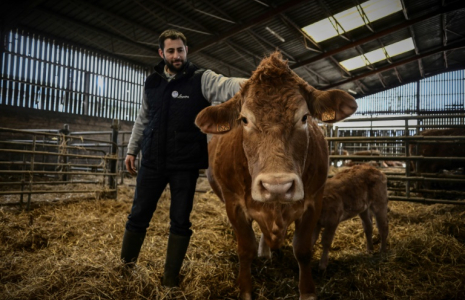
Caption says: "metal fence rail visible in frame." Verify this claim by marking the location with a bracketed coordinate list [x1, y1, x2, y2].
[0, 123, 121, 209]
[325, 114, 465, 205]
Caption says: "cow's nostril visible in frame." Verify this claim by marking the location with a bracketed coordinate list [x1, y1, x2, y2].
[261, 181, 293, 195]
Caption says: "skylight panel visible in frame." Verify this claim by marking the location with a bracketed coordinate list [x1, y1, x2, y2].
[340, 56, 366, 71]
[302, 0, 402, 43]
[302, 18, 340, 43]
[333, 6, 365, 32]
[362, 0, 403, 22]
[385, 38, 415, 56]
[364, 49, 386, 64]
[340, 38, 415, 71]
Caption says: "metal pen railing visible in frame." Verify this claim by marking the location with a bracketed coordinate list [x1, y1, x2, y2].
[325, 114, 465, 205]
[0, 122, 121, 209]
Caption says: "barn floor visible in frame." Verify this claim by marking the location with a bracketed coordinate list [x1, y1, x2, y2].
[1, 176, 465, 300]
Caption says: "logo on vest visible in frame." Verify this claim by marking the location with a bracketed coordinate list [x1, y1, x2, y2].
[171, 91, 190, 99]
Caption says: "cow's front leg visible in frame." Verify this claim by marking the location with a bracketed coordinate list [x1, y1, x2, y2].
[226, 203, 257, 300]
[293, 207, 319, 300]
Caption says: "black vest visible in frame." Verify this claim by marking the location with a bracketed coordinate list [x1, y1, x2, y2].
[140, 61, 209, 170]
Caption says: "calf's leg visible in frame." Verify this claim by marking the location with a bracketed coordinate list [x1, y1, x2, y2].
[359, 210, 374, 253]
[318, 221, 338, 270]
[372, 205, 389, 252]
[311, 222, 321, 250]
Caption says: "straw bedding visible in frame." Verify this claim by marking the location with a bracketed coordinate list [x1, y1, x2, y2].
[1, 178, 464, 300]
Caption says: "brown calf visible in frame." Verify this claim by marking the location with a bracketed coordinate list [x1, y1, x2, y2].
[196, 52, 357, 300]
[313, 164, 389, 270]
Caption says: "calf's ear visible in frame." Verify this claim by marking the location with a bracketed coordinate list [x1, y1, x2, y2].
[195, 93, 242, 134]
[300, 83, 357, 123]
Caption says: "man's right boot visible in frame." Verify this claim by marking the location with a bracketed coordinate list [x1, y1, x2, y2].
[120, 229, 146, 266]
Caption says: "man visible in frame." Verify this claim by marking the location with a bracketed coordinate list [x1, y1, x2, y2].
[121, 29, 246, 287]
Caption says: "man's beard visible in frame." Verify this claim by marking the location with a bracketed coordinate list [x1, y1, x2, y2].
[164, 58, 185, 73]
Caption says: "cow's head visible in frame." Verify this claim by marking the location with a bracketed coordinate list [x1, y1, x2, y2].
[196, 52, 357, 203]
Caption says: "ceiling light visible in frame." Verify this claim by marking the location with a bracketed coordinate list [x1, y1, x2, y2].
[265, 27, 285, 42]
[348, 89, 357, 95]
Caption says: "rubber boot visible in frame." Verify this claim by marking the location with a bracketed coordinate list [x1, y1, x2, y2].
[162, 233, 191, 287]
[120, 229, 146, 266]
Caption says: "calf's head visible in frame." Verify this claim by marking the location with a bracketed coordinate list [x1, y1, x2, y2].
[196, 52, 357, 203]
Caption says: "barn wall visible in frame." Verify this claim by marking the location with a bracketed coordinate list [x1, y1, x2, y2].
[0, 106, 134, 133]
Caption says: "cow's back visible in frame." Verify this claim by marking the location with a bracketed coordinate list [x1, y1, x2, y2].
[322, 165, 387, 222]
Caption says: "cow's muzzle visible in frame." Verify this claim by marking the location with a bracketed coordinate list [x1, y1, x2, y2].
[252, 173, 304, 202]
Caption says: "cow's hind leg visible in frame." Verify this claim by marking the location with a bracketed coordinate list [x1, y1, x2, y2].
[359, 210, 374, 253]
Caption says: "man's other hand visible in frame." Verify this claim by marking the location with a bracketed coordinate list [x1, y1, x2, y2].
[125, 154, 137, 176]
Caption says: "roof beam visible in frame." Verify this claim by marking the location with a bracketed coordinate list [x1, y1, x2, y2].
[441, 12, 449, 68]
[35, 7, 157, 54]
[377, 73, 387, 88]
[290, 2, 465, 70]
[131, 0, 211, 35]
[394, 67, 403, 83]
[247, 29, 329, 86]
[193, 52, 250, 77]
[65, 0, 160, 40]
[321, 40, 465, 90]
[189, 0, 309, 54]
[279, 14, 322, 52]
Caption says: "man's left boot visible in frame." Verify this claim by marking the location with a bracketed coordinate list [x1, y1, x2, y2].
[161, 233, 191, 287]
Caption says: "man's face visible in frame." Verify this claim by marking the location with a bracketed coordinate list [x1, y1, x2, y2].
[158, 38, 188, 74]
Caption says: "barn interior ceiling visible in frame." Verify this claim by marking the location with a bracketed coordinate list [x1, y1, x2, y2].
[2, 0, 465, 98]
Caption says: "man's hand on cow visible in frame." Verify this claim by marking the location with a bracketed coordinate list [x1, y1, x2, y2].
[125, 154, 137, 176]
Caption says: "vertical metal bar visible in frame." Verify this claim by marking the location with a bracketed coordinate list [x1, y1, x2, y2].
[27, 134, 37, 210]
[11, 29, 19, 107]
[123, 62, 127, 120]
[110, 119, 119, 198]
[20, 146, 26, 208]
[0, 25, 5, 106]
[405, 118, 410, 199]
[18, 31, 26, 108]
[104, 56, 109, 119]
[117, 61, 122, 120]
[26, 33, 34, 108]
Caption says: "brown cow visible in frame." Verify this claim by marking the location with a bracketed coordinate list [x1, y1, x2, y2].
[312, 164, 389, 270]
[409, 128, 465, 190]
[195, 52, 357, 300]
[409, 128, 465, 174]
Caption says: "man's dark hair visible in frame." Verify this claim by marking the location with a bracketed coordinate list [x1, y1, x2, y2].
[158, 29, 187, 51]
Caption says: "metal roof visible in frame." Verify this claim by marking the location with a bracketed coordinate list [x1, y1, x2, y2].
[2, 0, 465, 98]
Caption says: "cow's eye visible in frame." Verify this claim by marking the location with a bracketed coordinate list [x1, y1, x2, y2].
[241, 117, 248, 125]
[301, 114, 308, 123]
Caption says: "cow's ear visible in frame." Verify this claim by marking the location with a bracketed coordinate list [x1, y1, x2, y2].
[300, 83, 357, 123]
[195, 92, 242, 134]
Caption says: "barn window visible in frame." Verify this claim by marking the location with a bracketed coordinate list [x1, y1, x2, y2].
[0, 29, 149, 122]
[302, 0, 402, 43]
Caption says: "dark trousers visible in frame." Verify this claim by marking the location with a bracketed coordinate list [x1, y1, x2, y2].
[125, 165, 199, 236]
